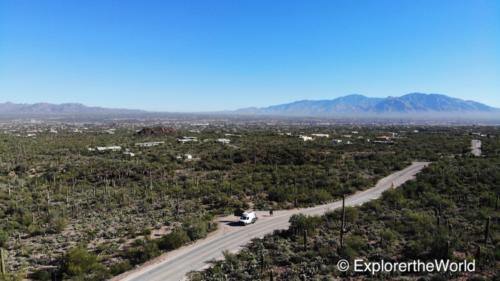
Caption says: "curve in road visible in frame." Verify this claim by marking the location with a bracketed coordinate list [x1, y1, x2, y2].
[115, 161, 430, 281]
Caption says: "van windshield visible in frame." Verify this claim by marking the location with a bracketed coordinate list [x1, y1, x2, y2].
[240, 216, 249, 220]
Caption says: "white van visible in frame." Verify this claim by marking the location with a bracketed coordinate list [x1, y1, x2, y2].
[239, 211, 257, 225]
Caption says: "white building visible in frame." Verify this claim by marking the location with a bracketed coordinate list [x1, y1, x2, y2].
[123, 151, 135, 157]
[312, 133, 329, 138]
[135, 141, 165, 147]
[177, 136, 198, 143]
[96, 146, 122, 152]
[299, 135, 313, 141]
[217, 138, 231, 144]
[176, 154, 193, 161]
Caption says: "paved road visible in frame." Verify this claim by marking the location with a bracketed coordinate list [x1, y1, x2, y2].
[471, 139, 482, 156]
[115, 162, 430, 281]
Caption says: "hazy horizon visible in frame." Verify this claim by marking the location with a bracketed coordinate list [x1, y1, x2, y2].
[0, 92, 499, 113]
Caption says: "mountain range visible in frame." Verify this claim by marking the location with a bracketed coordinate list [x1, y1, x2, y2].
[0, 93, 498, 118]
[0, 102, 144, 116]
[236, 93, 498, 116]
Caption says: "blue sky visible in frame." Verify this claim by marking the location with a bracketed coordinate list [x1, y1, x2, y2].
[0, 0, 499, 111]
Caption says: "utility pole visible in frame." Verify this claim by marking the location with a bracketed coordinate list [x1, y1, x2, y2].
[1, 247, 6, 276]
[340, 194, 346, 249]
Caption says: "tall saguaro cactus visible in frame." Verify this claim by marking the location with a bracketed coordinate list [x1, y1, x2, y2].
[303, 229, 308, 251]
[484, 216, 491, 244]
[260, 251, 266, 275]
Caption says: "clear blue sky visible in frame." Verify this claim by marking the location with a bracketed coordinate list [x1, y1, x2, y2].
[1, 0, 499, 111]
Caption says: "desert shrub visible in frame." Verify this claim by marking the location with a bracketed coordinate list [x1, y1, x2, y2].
[124, 239, 161, 266]
[108, 260, 132, 275]
[185, 220, 209, 241]
[50, 217, 67, 234]
[31, 270, 51, 281]
[289, 214, 322, 236]
[60, 246, 109, 281]
[157, 228, 191, 251]
[0, 230, 8, 247]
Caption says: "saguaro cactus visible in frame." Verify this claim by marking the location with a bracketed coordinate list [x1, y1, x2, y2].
[260, 251, 266, 275]
[484, 216, 491, 244]
[303, 229, 308, 251]
[446, 240, 451, 257]
[434, 208, 440, 226]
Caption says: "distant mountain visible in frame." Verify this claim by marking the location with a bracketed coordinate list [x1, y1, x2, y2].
[0, 102, 145, 116]
[1, 94, 497, 119]
[237, 93, 499, 116]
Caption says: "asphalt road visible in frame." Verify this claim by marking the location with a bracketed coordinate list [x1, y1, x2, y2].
[115, 161, 430, 281]
[471, 139, 482, 156]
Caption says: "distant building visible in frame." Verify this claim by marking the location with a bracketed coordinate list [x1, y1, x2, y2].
[95, 146, 122, 152]
[312, 133, 329, 138]
[123, 151, 135, 157]
[376, 135, 392, 141]
[216, 138, 231, 144]
[332, 139, 343, 144]
[176, 154, 193, 161]
[177, 136, 198, 143]
[472, 132, 487, 137]
[299, 135, 313, 141]
[373, 136, 394, 144]
[135, 141, 164, 147]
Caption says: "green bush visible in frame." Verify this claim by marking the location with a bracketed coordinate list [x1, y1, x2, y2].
[124, 239, 161, 266]
[61, 246, 109, 281]
[158, 229, 191, 251]
[0, 230, 8, 247]
[109, 260, 132, 275]
[185, 221, 209, 241]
